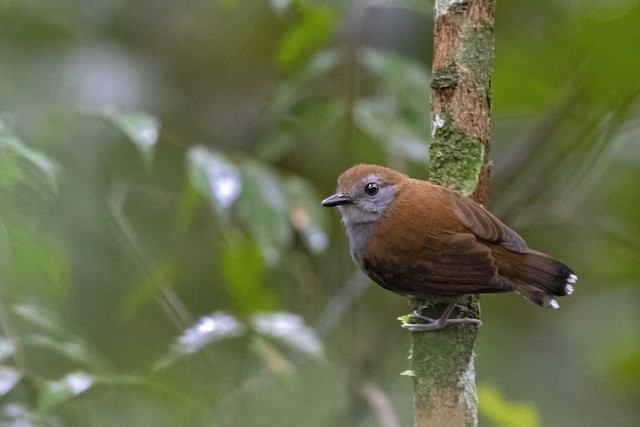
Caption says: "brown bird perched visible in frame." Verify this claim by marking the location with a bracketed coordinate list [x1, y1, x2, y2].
[322, 164, 577, 331]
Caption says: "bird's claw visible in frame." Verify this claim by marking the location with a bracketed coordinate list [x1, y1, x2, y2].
[402, 309, 481, 332]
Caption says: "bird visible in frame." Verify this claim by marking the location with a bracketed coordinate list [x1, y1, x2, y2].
[321, 164, 577, 331]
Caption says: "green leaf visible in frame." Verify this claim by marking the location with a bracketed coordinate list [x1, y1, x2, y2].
[251, 312, 324, 358]
[175, 181, 203, 235]
[355, 50, 431, 162]
[222, 234, 276, 312]
[362, 49, 430, 122]
[12, 304, 68, 336]
[354, 98, 429, 162]
[268, 49, 340, 115]
[281, 175, 328, 253]
[24, 335, 96, 367]
[13, 305, 104, 368]
[172, 311, 245, 355]
[3, 225, 70, 309]
[255, 130, 296, 163]
[40, 372, 95, 411]
[478, 385, 541, 427]
[121, 260, 178, 321]
[0, 120, 59, 192]
[103, 111, 160, 167]
[187, 146, 242, 218]
[0, 338, 13, 361]
[276, 4, 338, 69]
[236, 161, 291, 265]
[157, 311, 245, 369]
[0, 365, 22, 396]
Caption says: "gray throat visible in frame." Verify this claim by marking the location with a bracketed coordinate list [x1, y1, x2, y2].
[345, 222, 374, 266]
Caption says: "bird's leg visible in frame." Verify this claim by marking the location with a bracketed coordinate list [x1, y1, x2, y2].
[402, 299, 481, 332]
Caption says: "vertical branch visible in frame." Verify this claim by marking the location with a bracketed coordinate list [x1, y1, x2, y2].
[411, 1, 495, 426]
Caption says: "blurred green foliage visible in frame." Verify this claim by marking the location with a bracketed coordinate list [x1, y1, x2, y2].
[0, 1, 639, 426]
[478, 386, 540, 427]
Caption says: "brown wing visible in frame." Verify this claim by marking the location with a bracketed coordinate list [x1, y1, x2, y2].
[363, 233, 513, 298]
[452, 195, 528, 253]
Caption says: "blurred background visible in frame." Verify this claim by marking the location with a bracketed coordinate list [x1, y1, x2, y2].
[1, 0, 639, 426]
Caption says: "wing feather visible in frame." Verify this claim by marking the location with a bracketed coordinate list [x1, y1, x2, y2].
[363, 233, 514, 298]
[452, 196, 528, 253]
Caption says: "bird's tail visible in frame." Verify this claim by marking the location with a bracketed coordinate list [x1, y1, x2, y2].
[494, 249, 577, 308]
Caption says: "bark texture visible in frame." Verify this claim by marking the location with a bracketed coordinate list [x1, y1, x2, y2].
[411, 1, 496, 426]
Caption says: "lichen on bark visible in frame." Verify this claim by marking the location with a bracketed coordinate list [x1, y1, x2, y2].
[410, 298, 480, 427]
[429, 114, 484, 196]
[431, 64, 459, 90]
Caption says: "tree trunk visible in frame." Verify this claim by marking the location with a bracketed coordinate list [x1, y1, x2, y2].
[410, 1, 495, 426]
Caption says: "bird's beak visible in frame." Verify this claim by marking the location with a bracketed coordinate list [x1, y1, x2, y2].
[321, 192, 353, 207]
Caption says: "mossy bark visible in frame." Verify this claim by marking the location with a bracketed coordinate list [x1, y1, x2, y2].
[410, 1, 496, 426]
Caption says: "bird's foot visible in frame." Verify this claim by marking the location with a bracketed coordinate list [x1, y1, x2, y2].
[401, 316, 481, 332]
[401, 305, 481, 332]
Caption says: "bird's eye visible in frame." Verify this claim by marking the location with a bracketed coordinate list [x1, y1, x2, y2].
[364, 182, 379, 196]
